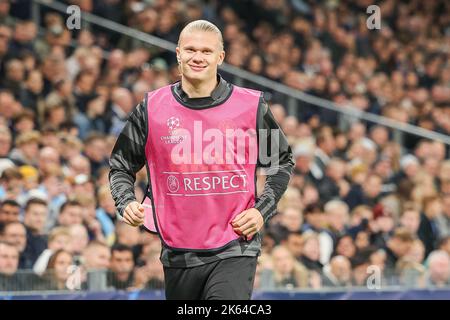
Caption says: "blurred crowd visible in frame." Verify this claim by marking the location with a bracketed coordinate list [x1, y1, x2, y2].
[1, 0, 450, 292]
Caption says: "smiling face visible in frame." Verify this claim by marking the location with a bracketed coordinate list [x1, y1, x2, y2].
[176, 29, 224, 85]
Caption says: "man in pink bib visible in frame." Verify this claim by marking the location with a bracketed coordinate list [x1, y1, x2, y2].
[109, 20, 294, 300]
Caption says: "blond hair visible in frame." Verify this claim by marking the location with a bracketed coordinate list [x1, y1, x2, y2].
[178, 20, 224, 51]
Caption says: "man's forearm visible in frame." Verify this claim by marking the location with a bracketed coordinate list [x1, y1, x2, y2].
[255, 96, 295, 222]
[108, 101, 147, 216]
[255, 161, 294, 222]
[109, 169, 138, 216]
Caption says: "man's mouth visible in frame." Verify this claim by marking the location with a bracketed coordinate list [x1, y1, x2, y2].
[189, 64, 206, 72]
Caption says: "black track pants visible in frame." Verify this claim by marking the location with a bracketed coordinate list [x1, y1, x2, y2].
[163, 256, 258, 300]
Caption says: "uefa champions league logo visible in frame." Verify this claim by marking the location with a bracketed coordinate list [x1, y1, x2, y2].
[167, 116, 180, 134]
[161, 116, 186, 144]
[167, 175, 180, 193]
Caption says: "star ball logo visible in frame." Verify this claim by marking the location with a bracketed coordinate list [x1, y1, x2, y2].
[167, 175, 180, 193]
[167, 116, 180, 134]
[161, 116, 186, 144]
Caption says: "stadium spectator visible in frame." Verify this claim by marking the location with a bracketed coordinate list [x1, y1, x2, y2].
[81, 240, 111, 291]
[42, 249, 74, 290]
[259, 245, 308, 290]
[0, 241, 20, 290]
[108, 243, 135, 290]
[0, 199, 20, 228]
[0, 221, 28, 268]
[425, 250, 450, 287]
[33, 226, 72, 275]
[22, 198, 48, 268]
[322, 255, 352, 288]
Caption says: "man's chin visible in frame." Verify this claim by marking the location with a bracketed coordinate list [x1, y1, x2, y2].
[184, 72, 208, 83]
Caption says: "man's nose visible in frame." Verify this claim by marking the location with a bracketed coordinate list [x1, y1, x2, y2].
[192, 52, 204, 63]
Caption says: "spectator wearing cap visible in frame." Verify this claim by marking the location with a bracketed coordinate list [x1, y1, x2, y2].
[9, 130, 41, 167]
[22, 198, 48, 268]
[418, 195, 443, 258]
[425, 250, 450, 287]
[18, 165, 39, 196]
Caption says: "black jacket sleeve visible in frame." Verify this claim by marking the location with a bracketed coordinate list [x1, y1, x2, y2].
[254, 96, 295, 223]
[109, 101, 147, 216]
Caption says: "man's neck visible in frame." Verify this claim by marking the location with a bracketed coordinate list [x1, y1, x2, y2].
[181, 76, 218, 98]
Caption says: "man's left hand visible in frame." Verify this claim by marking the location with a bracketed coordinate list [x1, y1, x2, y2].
[231, 208, 264, 240]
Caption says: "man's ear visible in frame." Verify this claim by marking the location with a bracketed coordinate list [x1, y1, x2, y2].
[218, 50, 225, 66]
[175, 47, 180, 63]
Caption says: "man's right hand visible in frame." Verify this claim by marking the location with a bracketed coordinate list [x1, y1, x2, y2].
[123, 201, 145, 227]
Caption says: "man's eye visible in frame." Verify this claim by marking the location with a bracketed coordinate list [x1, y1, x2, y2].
[203, 50, 212, 54]
[186, 49, 194, 53]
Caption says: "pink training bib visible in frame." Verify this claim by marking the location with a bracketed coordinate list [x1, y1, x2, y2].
[142, 83, 260, 251]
